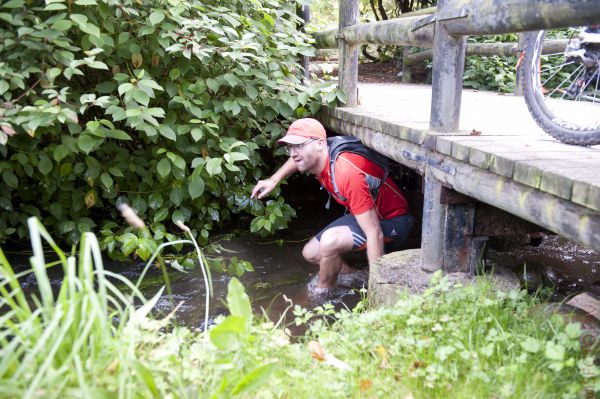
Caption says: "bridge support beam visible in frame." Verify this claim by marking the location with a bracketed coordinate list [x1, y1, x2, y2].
[421, 167, 486, 273]
[420, 166, 444, 271]
[440, 188, 487, 273]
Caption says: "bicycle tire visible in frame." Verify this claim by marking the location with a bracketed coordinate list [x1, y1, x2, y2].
[523, 30, 600, 146]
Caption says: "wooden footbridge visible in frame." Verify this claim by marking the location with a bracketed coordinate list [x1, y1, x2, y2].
[307, 0, 600, 273]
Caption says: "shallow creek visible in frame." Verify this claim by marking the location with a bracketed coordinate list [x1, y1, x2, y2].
[7, 176, 600, 329]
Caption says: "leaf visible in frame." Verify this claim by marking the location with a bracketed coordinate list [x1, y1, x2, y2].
[153, 208, 168, 223]
[188, 174, 205, 199]
[148, 192, 163, 209]
[209, 315, 245, 350]
[156, 158, 171, 178]
[166, 152, 185, 170]
[133, 89, 150, 106]
[206, 78, 220, 93]
[118, 83, 133, 96]
[171, 209, 185, 224]
[545, 342, 565, 361]
[169, 187, 183, 206]
[224, 151, 249, 163]
[132, 361, 159, 397]
[226, 277, 252, 321]
[38, 157, 53, 175]
[149, 11, 164, 26]
[521, 337, 541, 353]
[2, 170, 17, 188]
[144, 108, 165, 118]
[105, 129, 132, 140]
[100, 173, 113, 190]
[190, 127, 203, 142]
[77, 135, 100, 154]
[359, 380, 373, 392]
[138, 79, 163, 91]
[159, 125, 176, 141]
[0, 80, 8, 95]
[84, 189, 98, 208]
[308, 341, 326, 361]
[0, 124, 16, 136]
[565, 323, 581, 340]
[131, 53, 143, 68]
[205, 158, 222, 176]
[51, 20, 72, 32]
[108, 167, 124, 177]
[230, 363, 276, 395]
[168, 68, 180, 80]
[374, 345, 388, 367]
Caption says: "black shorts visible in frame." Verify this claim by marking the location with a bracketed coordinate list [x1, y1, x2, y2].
[315, 213, 414, 251]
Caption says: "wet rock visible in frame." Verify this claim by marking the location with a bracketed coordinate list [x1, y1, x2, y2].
[566, 292, 600, 321]
[520, 268, 543, 292]
[369, 249, 429, 307]
[369, 249, 521, 307]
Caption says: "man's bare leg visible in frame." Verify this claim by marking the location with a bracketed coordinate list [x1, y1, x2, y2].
[313, 227, 354, 288]
[302, 234, 357, 275]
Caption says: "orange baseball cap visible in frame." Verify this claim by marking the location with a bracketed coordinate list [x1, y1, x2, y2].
[277, 118, 326, 145]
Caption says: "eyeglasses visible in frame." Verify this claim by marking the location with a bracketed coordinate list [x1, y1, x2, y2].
[285, 138, 318, 153]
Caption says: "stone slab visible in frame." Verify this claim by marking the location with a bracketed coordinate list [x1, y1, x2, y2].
[369, 248, 521, 308]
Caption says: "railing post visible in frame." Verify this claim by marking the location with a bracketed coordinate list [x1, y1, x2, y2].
[401, 46, 412, 83]
[299, 5, 310, 84]
[338, 0, 359, 107]
[429, 0, 467, 132]
[514, 32, 533, 96]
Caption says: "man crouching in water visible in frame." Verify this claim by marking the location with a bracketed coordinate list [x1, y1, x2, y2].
[251, 118, 413, 294]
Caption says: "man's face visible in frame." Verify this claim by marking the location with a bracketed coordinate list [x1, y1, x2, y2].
[287, 138, 322, 173]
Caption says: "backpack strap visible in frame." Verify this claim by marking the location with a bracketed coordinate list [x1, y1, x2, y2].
[326, 136, 390, 205]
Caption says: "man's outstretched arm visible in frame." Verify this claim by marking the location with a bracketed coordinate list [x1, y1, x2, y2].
[251, 157, 299, 199]
[355, 207, 384, 265]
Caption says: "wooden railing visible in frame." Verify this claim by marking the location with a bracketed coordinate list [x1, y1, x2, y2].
[308, 0, 600, 271]
[311, 0, 600, 130]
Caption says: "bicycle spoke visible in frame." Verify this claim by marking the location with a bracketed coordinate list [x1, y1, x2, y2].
[540, 60, 575, 74]
[578, 68, 600, 102]
[540, 58, 578, 88]
[542, 52, 570, 57]
[560, 69, 585, 100]
[595, 69, 600, 104]
[544, 64, 584, 98]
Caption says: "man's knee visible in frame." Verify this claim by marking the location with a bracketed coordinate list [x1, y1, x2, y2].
[318, 229, 350, 256]
[302, 239, 320, 264]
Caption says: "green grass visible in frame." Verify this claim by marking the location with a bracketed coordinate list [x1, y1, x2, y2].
[0, 218, 598, 398]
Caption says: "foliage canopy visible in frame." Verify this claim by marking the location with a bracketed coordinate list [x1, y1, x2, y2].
[0, 0, 342, 259]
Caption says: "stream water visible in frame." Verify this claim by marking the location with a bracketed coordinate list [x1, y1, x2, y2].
[5, 173, 600, 330]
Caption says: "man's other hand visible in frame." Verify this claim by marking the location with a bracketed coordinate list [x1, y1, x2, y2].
[251, 178, 276, 199]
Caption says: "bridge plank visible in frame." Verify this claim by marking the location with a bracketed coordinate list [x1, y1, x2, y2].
[319, 83, 600, 250]
[513, 160, 600, 204]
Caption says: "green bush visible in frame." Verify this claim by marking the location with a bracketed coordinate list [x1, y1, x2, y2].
[462, 34, 519, 93]
[0, 0, 342, 259]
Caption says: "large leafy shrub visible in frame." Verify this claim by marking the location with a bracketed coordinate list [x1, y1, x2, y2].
[0, 0, 341, 259]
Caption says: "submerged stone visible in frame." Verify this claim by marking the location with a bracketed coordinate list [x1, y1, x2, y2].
[369, 248, 521, 307]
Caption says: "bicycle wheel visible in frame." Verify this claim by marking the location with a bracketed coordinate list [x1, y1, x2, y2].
[523, 29, 600, 146]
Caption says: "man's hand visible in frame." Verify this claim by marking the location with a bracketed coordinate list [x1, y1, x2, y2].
[250, 157, 299, 200]
[251, 178, 276, 199]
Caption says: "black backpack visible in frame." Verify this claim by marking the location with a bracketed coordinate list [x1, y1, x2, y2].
[326, 136, 390, 207]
